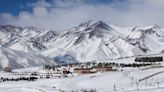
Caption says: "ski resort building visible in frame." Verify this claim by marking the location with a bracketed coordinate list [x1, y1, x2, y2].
[3, 66, 12, 72]
[96, 66, 113, 72]
[74, 68, 95, 74]
[135, 56, 163, 62]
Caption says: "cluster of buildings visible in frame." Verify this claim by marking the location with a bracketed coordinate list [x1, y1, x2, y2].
[74, 65, 113, 74]
[39, 62, 116, 78]
[2, 62, 116, 79]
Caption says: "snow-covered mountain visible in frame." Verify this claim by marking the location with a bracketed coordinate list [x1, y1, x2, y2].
[42, 21, 144, 62]
[0, 21, 164, 67]
[0, 25, 56, 69]
[0, 25, 44, 52]
[0, 46, 55, 69]
[111, 24, 164, 53]
[127, 25, 164, 53]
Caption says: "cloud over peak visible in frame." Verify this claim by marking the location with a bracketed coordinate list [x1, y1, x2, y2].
[0, 0, 164, 30]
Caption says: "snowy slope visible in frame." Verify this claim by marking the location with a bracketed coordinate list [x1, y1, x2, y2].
[127, 25, 164, 53]
[0, 46, 55, 69]
[1, 64, 164, 92]
[0, 21, 164, 64]
[0, 25, 50, 53]
[111, 24, 164, 54]
[42, 21, 144, 62]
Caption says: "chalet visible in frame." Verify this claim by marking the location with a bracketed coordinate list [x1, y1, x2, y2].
[96, 66, 113, 72]
[74, 68, 95, 74]
[3, 66, 12, 72]
[95, 63, 113, 72]
[38, 70, 62, 78]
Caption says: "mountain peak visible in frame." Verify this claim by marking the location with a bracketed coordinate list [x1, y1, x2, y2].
[78, 20, 92, 28]
[0, 25, 22, 32]
[77, 20, 110, 29]
[89, 21, 110, 30]
[0, 25, 17, 28]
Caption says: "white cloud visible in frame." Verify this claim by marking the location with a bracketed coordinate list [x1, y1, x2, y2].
[27, 0, 52, 8]
[0, 0, 164, 30]
[53, 0, 86, 8]
[33, 7, 48, 17]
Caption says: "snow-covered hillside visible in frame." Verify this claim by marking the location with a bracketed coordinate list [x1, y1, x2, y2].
[111, 24, 164, 53]
[1, 65, 164, 92]
[41, 21, 162, 62]
[0, 25, 47, 53]
[127, 25, 164, 54]
[0, 46, 55, 69]
[0, 20, 164, 65]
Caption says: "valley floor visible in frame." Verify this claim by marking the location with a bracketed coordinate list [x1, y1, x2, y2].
[1, 66, 164, 92]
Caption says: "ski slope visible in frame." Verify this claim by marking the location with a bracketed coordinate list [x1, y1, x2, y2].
[1, 65, 164, 92]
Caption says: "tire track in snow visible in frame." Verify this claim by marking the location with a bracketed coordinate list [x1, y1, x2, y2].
[139, 71, 164, 82]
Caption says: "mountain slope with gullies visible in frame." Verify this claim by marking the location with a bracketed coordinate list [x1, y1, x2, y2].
[0, 20, 164, 65]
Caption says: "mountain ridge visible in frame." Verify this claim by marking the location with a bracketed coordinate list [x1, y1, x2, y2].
[0, 20, 164, 68]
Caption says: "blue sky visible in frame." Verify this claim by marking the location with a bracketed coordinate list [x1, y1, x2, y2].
[0, 0, 33, 16]
[0, 0, 115, 16]
[0, 0, 164, 30]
